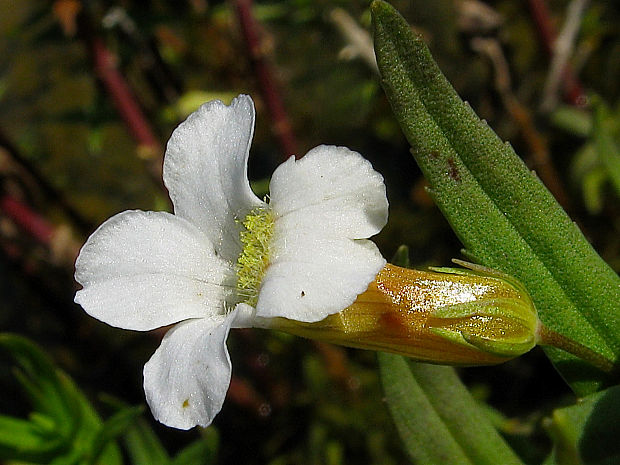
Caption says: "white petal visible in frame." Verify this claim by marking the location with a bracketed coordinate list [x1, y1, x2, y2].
[163, 95, 264, 262]
[143, 313, 237, 429]
[75, 210, 234, 331]
[268, 145, 388, 239]
[230, 302, 258, 329]
[256, 232, 386, 322]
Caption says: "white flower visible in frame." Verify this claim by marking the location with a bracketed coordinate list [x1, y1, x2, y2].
[74, 95, 388, 429]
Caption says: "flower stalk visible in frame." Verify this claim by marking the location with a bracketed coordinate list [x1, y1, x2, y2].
[537, 325, 615, 373]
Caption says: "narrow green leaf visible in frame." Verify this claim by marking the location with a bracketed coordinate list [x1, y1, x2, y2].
[0, 334, 123, 465]
[546, 386, 620, 465]
[409, 362, 524, 465]
[593, 101, 620, 196]
[93, 443, 124, 465]
[378, 354, 524, 465]
[391, 244, 411, 268]
[89, 405, 144, 463]
[0, 415, 65, 462]
[100, 395, 173, 465]
[371, 0, 620, 394]
[171, 429, 219, 465]
[1, 336, 75, 430]
[55, 369, 122, 465]
[379, 353, 472, 464]
[582, 167, 607, 214]
[551, 106, 592, 138]
[123, 418, 171, 465]
[48, 449, 82, 465]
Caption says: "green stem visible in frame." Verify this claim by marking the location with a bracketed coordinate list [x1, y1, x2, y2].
[538, 324, 615, 373]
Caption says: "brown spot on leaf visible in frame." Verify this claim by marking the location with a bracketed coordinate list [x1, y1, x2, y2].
[447, 157, 460, 181]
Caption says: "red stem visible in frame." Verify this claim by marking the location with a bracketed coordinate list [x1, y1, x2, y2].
[0, 195, 54, 245]
[90, 37, 161, 150]
[527, 0, 586, 106]
[233, 0, 299, 159]
[0, 129, 92, 233]
[528, 0, 556, 56]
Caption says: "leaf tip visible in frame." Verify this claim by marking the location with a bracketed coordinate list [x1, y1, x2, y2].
[370, 0, 397, 31]
[369, 0, 387, 15]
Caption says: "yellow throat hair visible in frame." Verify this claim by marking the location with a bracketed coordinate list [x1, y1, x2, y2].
[236, 208, 274, 306]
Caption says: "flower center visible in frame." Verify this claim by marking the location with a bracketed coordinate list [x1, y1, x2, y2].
[236, 207, 274, 306]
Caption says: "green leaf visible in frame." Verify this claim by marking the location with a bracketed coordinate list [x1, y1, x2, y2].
[582, 167, 607, 214]
[100, 395, 174, 465]
[391, 244, 411, 268]
[378, 354, 524, 465]
[171, 428, 219, 465]
[378, 353, 469, 464]
[371, 0, 620, 394]
[593, 100, 620, 197]
[0, 334, 123, 465]
[1, 336, 76, 436]
[545, 386, 620, 465]
[51, 366, 123, 465]
[0, 335, 76, 462]
[0, 415, 65, 462]
[551, 106, 592, 138]
[122, 418, 171, 465]
[89, 405, 144, 463]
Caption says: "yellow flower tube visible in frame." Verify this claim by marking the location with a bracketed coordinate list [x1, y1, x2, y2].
[270, 261, 540, 365]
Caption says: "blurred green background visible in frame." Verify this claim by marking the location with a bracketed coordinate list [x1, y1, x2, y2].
[0, 1, 618, 463]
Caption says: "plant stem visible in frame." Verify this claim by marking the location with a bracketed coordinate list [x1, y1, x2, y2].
[538, 324, 615, 373]
[527, 0, 585, 106]
[77, 9, 164, 188]
[233, 0, 298, 160]
[0, 129, 93, 234]
[0, 195, 54, 245]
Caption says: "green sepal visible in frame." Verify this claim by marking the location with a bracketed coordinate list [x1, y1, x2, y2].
[429, 327, 535, 359]
[431, 299, 533, 323]
[460, 332, 536, 359]
[428, 328, 487, 356]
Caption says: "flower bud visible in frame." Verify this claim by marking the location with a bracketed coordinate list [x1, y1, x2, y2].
[270, 261, 539, 365]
